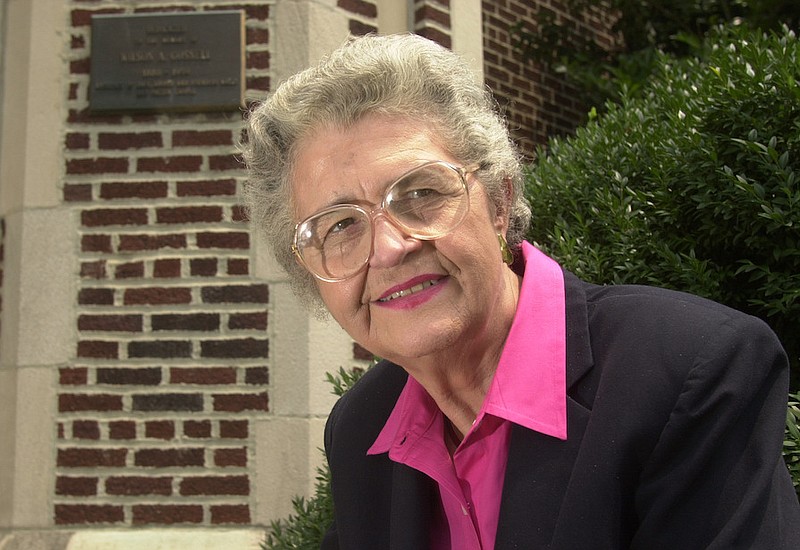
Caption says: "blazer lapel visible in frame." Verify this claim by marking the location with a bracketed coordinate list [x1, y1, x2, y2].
[389, 462, 435, 550]
[495, 271, 596, 549]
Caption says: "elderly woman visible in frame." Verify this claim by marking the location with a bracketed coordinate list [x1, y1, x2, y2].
[244, 34, 799, 549]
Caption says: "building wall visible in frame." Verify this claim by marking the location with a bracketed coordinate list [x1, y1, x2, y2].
[0, 0, 612, 545]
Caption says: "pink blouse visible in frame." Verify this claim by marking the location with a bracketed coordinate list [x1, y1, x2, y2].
[368, 242, 567, 549]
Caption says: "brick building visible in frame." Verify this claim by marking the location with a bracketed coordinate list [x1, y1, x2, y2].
[0, 0, 614, 547]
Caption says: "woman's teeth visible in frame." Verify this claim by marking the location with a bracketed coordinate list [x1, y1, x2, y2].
[379, 279, 440, 302]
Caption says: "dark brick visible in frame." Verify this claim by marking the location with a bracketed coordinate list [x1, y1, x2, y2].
[97, 367, 161, 385]
[156, 206, 222, 224]
[226, 258, 249, 275]
[196, 231, 249, 249]
[80, 260, 106, 279]
[55, 504, 124, 525]
[172, 130, 232, 147]
[145, 420, 175, 439]
[81, 208, 148, 227]
[118, 234, 186, 252]
[78, 314, 142, 332]
[201, 284, 268, 304]
[190, 258, 217, 276]
[183, 420, 211, 438]
[177, 179, 236, 197]
[201, 338, 268, 359]
[132, 393, 203, 412]
[106, 476, 172, 496]
[56, 476, 98, 496]
[115, 261, 145, 279]
[134, 447, 204, 467]
[219, 420, 248, 439]
[81, 234, 112, 253]
[64, 183, 92, 201]
[57, 448, 127, 468]
[123, 287, 191, 305]
[72, 420, 100, 440]
[153, 258, 181, 278]
[152, 314, 218, 333]
[66, 157, 128, 175]
[59, 393, 122, 412]
[78, 288, 114, 305]
[137, 156, 203, 173]
[109, 420, 136, 440]
[209, 154, 242, 171]
[98, 131, 162, 150]
[60, 367, 88, 385]
[100, 181, 168, 200]
[245, 367, 269, 385]
[337, 0, 377, 18]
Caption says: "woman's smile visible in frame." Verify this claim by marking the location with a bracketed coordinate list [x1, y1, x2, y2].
[375, 275, 448, 309]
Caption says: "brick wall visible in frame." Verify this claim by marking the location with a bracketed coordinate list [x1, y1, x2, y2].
[57, 0, 271, 527]
[482, 0, 617, 157]
[338, 0, 378, 36]
[413, 0, 452, 48]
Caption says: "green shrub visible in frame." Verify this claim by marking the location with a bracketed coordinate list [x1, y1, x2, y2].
[525, 24, 799, 384]
[524, 24, 800, 490]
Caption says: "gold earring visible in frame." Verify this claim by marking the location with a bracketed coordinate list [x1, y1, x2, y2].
[498, 234, 513, 265]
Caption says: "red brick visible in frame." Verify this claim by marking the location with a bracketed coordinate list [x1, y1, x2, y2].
[100, 181, 168, 200]
[337, 0, 377, 18]
[213, 392, 268, 413]
[81, 234, 112, 253]
[179, 475, 249, 496]
[210, 504, 250, 525]
[106, 476, 172, 496]
[177, 178, 236, 197]
[145, 420, 175, 439]
[201, 284, 268, 304]
[245, 366, 269, 385]
[82, 208, 148, 227]
[170, 367, 235, 385]
[76, 340, 119, 359]
[226, 258, 249, 275]
[219, 420, 248, 439]
[134, 448, 204, 468]
[118, 234, 186, 252]
[70, 58, 91, 75]
[137, 156, 203, 173]
[99, 132, 162, 150]
[229, 312, 267, 331]
[56, 476, 98, 496]
[132, 504, 202, 525]
[245, 5, 270, 20]
[172, 130, 232, 147]
[59, 393, 123, 412]
[123, 287, 191, 305]
[60, 367, 88, 386]
[183, 420, 211, 438]
[156, 206, 222, 224]
[78, 288, 114, 305]
[109, 420, 136, 440]
[231, 204, 248, 222]
[209, 154, 242, 171]
[72, 420, 100, 440]
[246, 76, 270, 91]
[247, 51, 270, 70]
[55, 504, 124, 525]
[63, 183, 93, 202]
[202, 338, 268, 359]
[57, 448, 127, 468]
[66, 157, 128, 175]
[153, 258, 181, 278]
[246, 27, 269, 44]
[78, 314, 142, 332]
[65, 132, 90, 149]
[214, 447, 247, 467]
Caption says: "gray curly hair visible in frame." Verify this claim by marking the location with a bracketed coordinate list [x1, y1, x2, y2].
[242, 33, 530, 309]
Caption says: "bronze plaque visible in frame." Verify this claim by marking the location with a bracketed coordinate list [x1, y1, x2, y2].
[90, 11, 244, 113]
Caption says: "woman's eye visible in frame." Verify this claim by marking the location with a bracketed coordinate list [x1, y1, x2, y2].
[328, 217, 357, 235]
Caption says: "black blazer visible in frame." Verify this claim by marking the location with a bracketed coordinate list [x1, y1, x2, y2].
[322, 271, 800, 549]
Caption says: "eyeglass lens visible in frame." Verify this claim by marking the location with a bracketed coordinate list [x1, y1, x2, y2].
[295, 162, 470, 281]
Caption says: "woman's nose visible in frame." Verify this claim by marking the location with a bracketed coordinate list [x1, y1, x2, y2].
[368, 213, 423, 269]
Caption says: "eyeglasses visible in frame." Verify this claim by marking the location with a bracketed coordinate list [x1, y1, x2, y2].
[292, 160, 478, 282]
